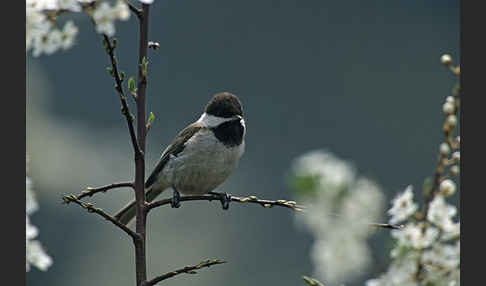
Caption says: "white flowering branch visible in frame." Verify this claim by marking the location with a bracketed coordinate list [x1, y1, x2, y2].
[367, 55, 460, 286]
[412, 55, 461, 282]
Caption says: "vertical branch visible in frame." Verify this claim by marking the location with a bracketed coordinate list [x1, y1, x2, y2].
[133, 4, 150, 286]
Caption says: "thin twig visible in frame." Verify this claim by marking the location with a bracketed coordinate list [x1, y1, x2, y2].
[146, 194, 402, 230]
[103, 34, 142, 157]
[77, 182, 134, 200]
[369, 223, 404, 230]
[146, 194, 304, 212]
[62, 195, 140, 241]
[124, 0, 142, 18]
[302, 276, 325, 286]
[143, 259, 226, 286]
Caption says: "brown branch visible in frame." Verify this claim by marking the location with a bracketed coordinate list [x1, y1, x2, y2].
[102, 34, 142, 157]
[143, 259, 227, 286]
[146, 194, 304, 212]
[133, 4, 151, 286]
[77, 182, 134, 200]
[62, 195, 140, 241]
[146, 194, 402, 230]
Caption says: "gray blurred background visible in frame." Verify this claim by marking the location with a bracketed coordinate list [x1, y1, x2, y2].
[26, 0, 459, 285]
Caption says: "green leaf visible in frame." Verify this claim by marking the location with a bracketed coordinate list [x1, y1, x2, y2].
[141, 57, 149, 77]
[106, 67, 114, 77]
[148, 112, 155, 123]
[128, 76, 136, 92]
[102, 38, 109, 53]
[289, 174, 320, 198]
[146, 112, 155, 130]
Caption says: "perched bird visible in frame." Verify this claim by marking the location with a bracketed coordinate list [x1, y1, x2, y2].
[114, 92, 246, 225]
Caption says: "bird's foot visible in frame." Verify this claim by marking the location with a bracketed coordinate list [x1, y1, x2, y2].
[171, 189, 181, 208]
[209, 191, 231, 210]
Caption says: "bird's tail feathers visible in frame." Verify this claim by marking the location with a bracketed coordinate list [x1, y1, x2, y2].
[114, 187, 168, 226]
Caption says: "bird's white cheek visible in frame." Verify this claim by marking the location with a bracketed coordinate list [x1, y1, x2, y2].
[240, 118, 246, 136]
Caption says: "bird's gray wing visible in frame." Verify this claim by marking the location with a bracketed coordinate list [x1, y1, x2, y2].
[144, 122, 205, 188]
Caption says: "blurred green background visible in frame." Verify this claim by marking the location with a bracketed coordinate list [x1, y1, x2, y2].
[26, 0, 459, 285]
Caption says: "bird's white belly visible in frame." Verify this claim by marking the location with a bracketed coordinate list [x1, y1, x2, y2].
[162, 130, 244, 195]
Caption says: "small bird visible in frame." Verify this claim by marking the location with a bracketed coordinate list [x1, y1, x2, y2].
[114, 92, 246, 225]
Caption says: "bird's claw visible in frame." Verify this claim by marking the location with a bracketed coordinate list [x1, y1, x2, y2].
[171, 189, 181, 208]
[210, 191, 231, 210]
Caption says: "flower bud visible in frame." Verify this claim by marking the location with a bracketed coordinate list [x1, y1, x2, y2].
[446, 96, 455, 103]
[440, 143, 450, 155]
[442, 102, 455, 114]
[439, 179, 456, 196]
[450, 165, 459, 176]
[452, 151, 460, 162]
[446, 115, 457, 127]
[440, 54, 452, 66]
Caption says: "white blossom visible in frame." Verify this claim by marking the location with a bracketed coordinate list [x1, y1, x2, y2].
[292, 150, 356, 199]
[93, 2, 116, 36]
[312, 233, 372, 283]
[26, 174, 52, 272]
[366, 252, 420, 286]
[26, 0, 82, 56]
[421, 241, 460, 284]
[26, 216, 38, 240]
[391, 223, 439, 250]
[441, 222, 460, 241]
[114, 0, 130, 20]
[58, 0, 82, 12]
[26, 177, 38, 215]
[291, 150, 384, 284]
[92, 1, 131, 37]
[388, 185, 418, 225]
[138, 0, 154, 4]
[427, 195, 458, 232]
[341, 178, 385, 234]
[26, 240, 53, 272]
[44, 28, 63, 54]
[61, 20, 78, 50]
[26, 5, 51, 52]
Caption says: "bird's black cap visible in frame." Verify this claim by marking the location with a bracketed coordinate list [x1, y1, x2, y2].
[205, 92, 243, 118]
